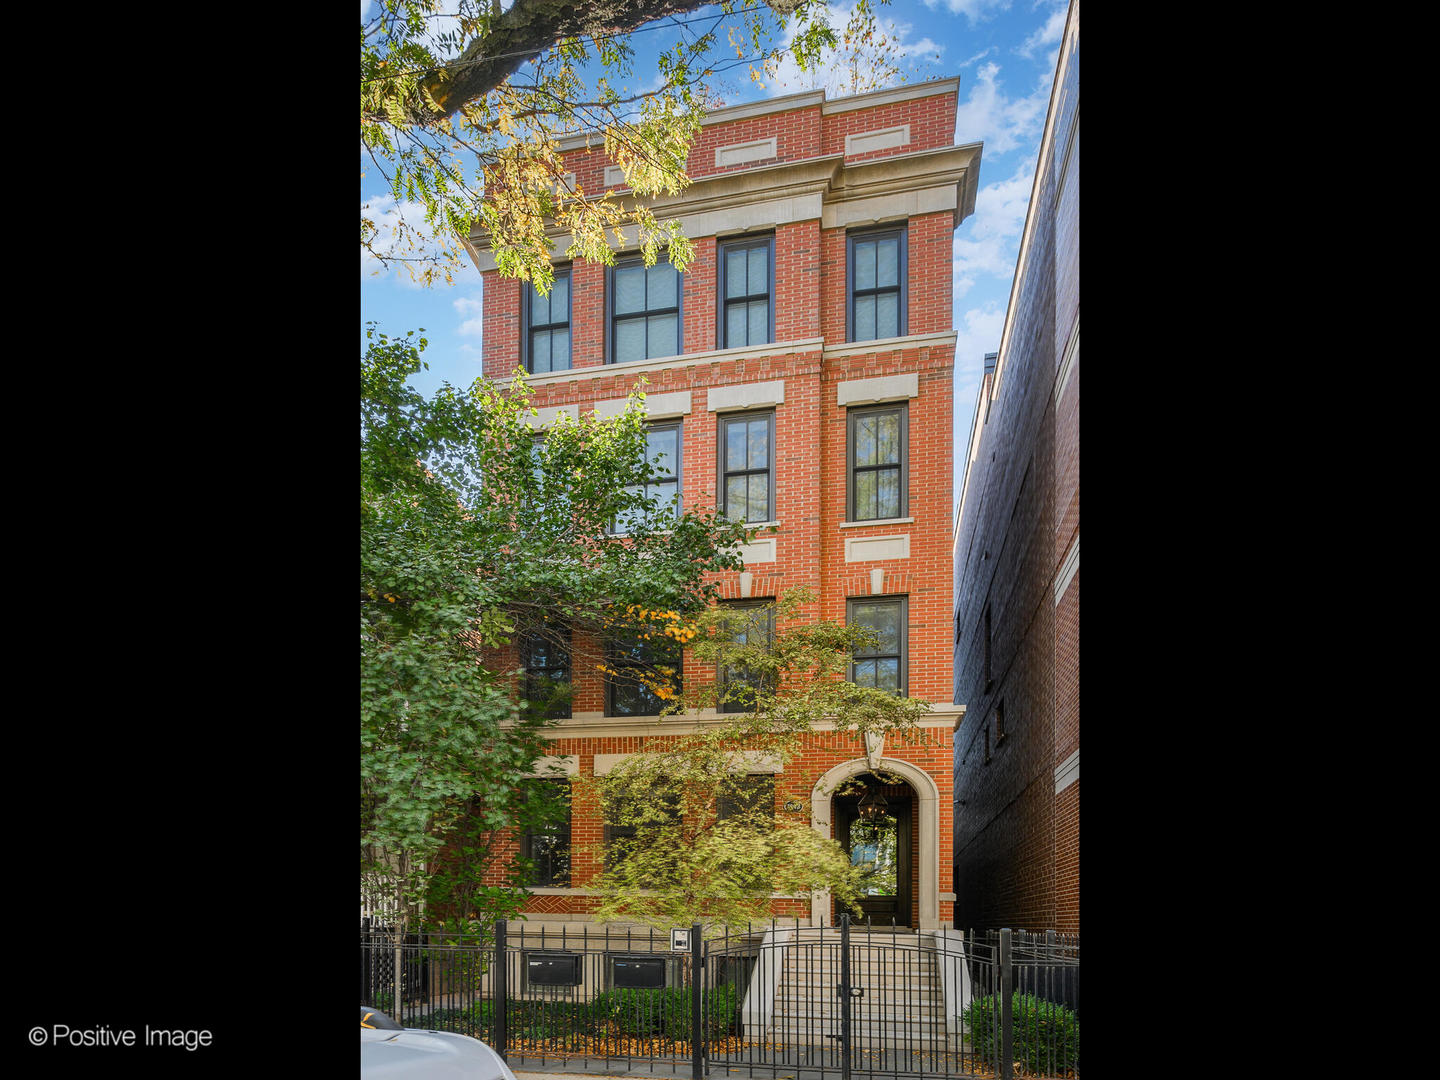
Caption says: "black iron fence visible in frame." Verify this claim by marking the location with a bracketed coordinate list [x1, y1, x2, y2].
[360, 915, 1079, 1079]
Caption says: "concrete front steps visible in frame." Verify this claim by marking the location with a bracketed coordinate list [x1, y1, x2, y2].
[760, 930, 967, 1050]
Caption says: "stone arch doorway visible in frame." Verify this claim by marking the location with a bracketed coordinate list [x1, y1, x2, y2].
[810, 756, 942, 929]
[834, 773, 914, 926]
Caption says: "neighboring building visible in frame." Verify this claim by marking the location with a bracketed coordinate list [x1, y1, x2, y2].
[461, 78, 982, 946]
[951, 0, 1079, 934]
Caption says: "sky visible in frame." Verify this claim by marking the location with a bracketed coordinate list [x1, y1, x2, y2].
[361, 0, 1071, 517]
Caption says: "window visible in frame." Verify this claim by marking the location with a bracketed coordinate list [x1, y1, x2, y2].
[603, 784, 681, 869]
[848, 596, 908, 696]
[717, 774, 775, 824]
[609, 254, 681, 363]
[847, 228, 906, 342]
[522, 779, 571, 887]
[606, 627, 683, 717]
[718, 236, 773, 348]
[718, 411, 775, 523]
[520, 624, 571, 720]
[524, 269, 571, 374]
[524, 952, 582, 988]
[718, 601, 775, 713]
[847, 404, 908, 521]
[613, 422, 682, 534]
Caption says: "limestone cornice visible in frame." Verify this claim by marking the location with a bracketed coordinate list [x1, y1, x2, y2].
[532, 704, 964, 742]
[492, 337, 826, 391]
[467, 143, 981, 259]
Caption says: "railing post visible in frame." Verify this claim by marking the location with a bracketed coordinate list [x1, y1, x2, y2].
[691, 922, 704, 1080]
[839, 911, 852, 1080]
[493, 920, 508, 1060]
[999, 927, 1013, 1080]
[361, 917, 371, 1005]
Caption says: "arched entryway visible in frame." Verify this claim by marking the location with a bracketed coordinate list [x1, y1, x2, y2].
[810, 756, 942, 929]
[833, 773, 914, 926]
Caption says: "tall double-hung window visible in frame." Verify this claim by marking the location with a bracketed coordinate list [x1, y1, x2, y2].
[848, 596, 908, 696]
[525, 269, 571, 374]
[847, 404, 908, 521]
[718, 411, 775, 523]
[847, 228, 907, 342]
[612, 422, 682, 534]
[718, 600, 776, 714]
[606, 626, 683, 718]
[609, 255, 681, 363]
[718, 236, 773, 348]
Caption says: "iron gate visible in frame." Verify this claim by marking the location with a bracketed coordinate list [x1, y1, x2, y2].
[359, 916, 1078, 1078]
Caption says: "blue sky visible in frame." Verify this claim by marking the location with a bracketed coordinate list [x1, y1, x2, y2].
[361, 0, 1071, 514]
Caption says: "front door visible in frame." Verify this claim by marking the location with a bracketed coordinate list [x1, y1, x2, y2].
[835, 781, 912, 927]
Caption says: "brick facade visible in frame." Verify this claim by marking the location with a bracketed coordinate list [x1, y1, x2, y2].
[466, 78, 982, 930]
[951, 6, 1079, 935]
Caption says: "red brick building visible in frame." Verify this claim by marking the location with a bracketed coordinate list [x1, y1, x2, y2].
[464, 78, 982, 934]
[951, 1, 1079, 935]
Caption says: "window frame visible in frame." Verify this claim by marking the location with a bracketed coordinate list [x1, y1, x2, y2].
[846, 226, 908, 343]
[521, 778, 572, 888]
[717, 410, 776, 524]
[847, 595, 909, 697]
[609, 420, 683, 536]
[606, 252, 683, 365]
[603, 784, 681, 868]
[716, 773, 776, 824]
[522, 266, 573, 375]
[605, 626, 684, 718]
[717, 600, 776, 714]
[520, 623, 572, 720]
[846, 403, 909, 522]
[716, 234, 775, 349]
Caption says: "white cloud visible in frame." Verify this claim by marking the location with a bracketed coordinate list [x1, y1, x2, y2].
[362, 193, 481, 287]
[919, 0, 1013, 23]
[954, 61, 1049, 154]
[950, 160, 1034, 297]
[762, 4, 944, 98]
[453, 293, 484, 338]
[1018, 4, 1068, 58]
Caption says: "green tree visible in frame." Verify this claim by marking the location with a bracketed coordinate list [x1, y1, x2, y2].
[360, 324, 749, 945]
[361, 0, 915, 287]
[587, 588, 933, 932]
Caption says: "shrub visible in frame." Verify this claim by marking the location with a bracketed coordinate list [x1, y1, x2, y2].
[961, 991, 1079, 1075]
[590, 984, 738, 1042]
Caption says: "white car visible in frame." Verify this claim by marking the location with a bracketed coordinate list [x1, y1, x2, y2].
[361, 1007, 518, 1080]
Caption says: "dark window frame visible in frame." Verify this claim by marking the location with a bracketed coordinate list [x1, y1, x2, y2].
[603, 784, 682, 868]
[717, 410, 776, 524]
[521, 778, 572, 887]
[846, 226, 908, 343]
[609, 420, 683, 536]
[717, 773, 776, 824]
[847, 595, 909, 697]
[606, 252, 683, 364]
[716, 234, 775, 349]
[520, 624, 572, 720]
[605, 628, 684, 718]
[717, 600, 776, 714]
[846, 403, 909, 522]
[522, 266, 573, 374]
